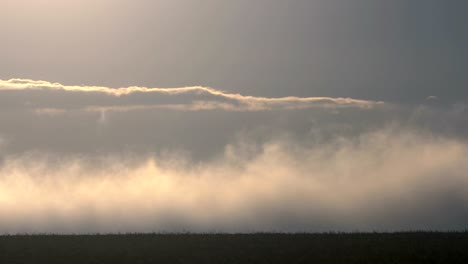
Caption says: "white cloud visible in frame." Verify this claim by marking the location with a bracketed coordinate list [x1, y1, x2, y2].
[0, 78, 384, 112]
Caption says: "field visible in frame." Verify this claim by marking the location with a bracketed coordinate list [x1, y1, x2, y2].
[1, 232, 467, 263]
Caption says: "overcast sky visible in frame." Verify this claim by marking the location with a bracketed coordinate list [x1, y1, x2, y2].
[0, 1, 467, 233]
[2, 0, 467, 102]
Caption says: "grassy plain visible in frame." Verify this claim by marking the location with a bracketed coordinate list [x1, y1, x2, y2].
[1, 232, 467, 263]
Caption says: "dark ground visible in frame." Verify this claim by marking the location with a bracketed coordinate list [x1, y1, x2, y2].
[1, 232, 467, 263]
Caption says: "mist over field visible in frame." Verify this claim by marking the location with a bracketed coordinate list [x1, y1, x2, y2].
[0, 79, 467, 234]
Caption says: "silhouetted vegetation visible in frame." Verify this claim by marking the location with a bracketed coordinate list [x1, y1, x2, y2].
[1, 232, 467, 263]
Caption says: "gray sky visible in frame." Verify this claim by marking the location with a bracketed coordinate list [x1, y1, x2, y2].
[0, 1, 467, 233]
[1, 0, 467, 102]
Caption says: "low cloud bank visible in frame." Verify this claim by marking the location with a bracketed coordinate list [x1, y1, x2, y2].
[0, 129, 467, 234]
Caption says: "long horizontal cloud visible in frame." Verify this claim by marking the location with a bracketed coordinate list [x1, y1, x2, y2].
[0, 78, 383, 112]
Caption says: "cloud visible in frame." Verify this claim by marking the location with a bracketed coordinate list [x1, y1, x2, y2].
[0, 78, 467, 233]
[0, 78, 383, 112]
[0, 129, 467, 234]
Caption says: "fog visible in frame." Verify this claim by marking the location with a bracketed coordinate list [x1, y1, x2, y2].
[1, 129, 467, 233]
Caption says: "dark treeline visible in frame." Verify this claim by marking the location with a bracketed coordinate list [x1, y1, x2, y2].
[1, 232, 468, 263]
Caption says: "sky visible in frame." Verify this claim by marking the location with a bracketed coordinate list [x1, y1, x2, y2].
[0, 0, 467, 233]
